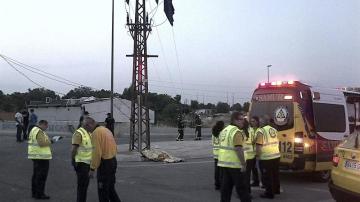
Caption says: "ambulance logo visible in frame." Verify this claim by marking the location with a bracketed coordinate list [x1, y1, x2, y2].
[274, 106, 289, 126]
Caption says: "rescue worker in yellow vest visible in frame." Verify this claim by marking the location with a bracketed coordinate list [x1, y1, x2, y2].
[71, 125, 93, 202]
[28, 120, 52, 200]
[249, 116, 261, 187]
[218, 112, 251, 202]
[241, 118, 256, 195]
[212, 120, 225, 190]
[84, 117, 121, 202]
[256, 115, 281, 199]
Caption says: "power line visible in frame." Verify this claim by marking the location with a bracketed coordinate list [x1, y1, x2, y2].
[0, 55, 66, 95]
[1, 54, 83, 87]
[171, 27, 184, 96]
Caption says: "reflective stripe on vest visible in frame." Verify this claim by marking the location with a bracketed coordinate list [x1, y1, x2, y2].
[259, 126, 280, 160]
[244, 127, 256, 160]
[75, 127, 93, 164]
[212, 134, 220, 159]
[217, 125, 244, 168]
[28, 127, 52, 160]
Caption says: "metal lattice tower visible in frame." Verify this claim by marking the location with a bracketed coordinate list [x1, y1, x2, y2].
[127, 0, 157, 151]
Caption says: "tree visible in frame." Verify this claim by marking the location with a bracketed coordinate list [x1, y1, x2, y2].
[26, 88, 58, 101]
[63, 87, 94, 99]
[242, 101, 250, 112]
[190, 100, 199, 110]
[231, 103, 242, 112]
[216, 102, 230, 113]
[173, 95, 181, 104]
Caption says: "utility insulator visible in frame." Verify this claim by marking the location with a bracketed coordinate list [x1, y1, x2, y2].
[146, 13, 149, 23]
[126, 12, 129, 24]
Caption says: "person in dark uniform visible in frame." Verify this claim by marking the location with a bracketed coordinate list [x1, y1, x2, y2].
[22, 110, 30, 140]
[194, 115, 202, 140]
[176, 114, 185, 141]
[105, 113, 115, 135]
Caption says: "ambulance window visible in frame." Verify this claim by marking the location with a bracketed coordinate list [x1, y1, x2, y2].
[313, 103, 346, 132]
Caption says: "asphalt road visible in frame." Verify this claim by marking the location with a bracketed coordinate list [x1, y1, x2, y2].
[0, 133, 334, 202]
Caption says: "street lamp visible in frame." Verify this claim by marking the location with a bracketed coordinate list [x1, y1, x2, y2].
[266, 64, 272, 83]
[110, 0, 115, 118]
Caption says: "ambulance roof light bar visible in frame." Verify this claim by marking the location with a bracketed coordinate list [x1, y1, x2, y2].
[258, 80, 298, 88]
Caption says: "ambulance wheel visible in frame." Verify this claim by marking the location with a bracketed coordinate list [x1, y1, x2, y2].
[314, 170, 330, 182]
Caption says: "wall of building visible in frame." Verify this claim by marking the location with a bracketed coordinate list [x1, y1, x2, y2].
[30, 106, 82, 122]
[82, 99, 155, 123]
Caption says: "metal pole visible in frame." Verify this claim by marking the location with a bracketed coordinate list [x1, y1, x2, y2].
[110, 0, 115, 118]
[267, 64, 272, 83]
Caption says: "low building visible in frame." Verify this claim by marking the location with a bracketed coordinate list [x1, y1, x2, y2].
[28, 97, 155, 124]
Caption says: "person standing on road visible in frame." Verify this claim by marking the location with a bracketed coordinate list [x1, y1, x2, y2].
[248, 116, 261, 187]
[22, 109, 30, 140]
[105, 113, 115, 135]
[15, 111, 23, 142]
[28, 120, 52, 200]
[218, 112, 251, 202]
[28, 109, 38, 135]
[256, 115, 281, 199]
[194, 115, 202, 140]
[212, 120, 225, 190]
[176, 114, 185, 141]
[71, 125, 93, 202]
[241, 118, 256, 195]
[83, 117, 121, 202]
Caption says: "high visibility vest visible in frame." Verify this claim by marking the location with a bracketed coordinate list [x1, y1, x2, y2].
[258, 125, 280, 160]
[217, 125, 244, 168]
[75, 127, 93, 164]
[244, 127, 256, 160]
[212, 134, 220, 159]
[28, 127, 52, 160]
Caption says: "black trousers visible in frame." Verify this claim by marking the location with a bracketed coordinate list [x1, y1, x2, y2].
[16, 125, 22, 142]
[220, 167, 251, 202]
[97, 157, 121, 202]
[23, 123, 29, 140]
[260, 158, 280, 196]
[245, 158, 256, 193]
[251, 160, 260, 185]
[31, 160, 49, 197]
[195, 126, 201, 138]
[214, 159, 222, 188]
[177, 129, 184, 139]
[76, 162, 90, 202]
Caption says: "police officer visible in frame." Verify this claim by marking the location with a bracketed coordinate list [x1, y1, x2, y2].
[194, 115, 202, 140]
[256, 115, 281, 199]
[71, 125, 93, 202]
[28, 120, 52, 200]
[212, 120, 225, 190]
[176, 114, 185, 141]
[218, 112, 251, 202]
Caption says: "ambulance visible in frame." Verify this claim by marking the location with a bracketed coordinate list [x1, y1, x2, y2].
[248, 81, 360, 181]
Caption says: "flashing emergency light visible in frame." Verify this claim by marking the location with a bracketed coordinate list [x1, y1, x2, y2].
[287, 80, 294, 85]
[258, 80, 298, 88]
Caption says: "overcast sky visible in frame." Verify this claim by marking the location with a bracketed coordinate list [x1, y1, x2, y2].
[0, 0, 359, 104]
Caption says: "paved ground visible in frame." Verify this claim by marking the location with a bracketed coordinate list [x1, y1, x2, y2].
[0, 130, 334, 202]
